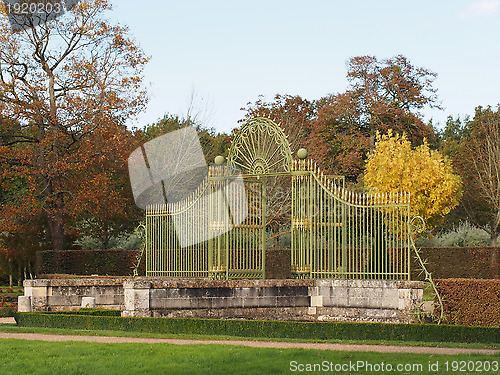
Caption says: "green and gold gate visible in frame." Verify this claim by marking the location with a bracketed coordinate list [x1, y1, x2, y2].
[291, 159, 411, 280]
[145, 172, 265, 279]
[144, 117, 413, 280]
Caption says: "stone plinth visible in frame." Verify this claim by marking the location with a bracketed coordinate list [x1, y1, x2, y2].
[19, 278, 424, 323]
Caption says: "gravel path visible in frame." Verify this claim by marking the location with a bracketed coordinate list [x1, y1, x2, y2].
[1, 318, 498, 355]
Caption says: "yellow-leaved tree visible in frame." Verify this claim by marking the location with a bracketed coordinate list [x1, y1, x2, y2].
[365, 130, 462, 227]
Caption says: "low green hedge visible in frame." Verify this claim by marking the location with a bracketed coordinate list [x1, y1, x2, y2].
[30, 309, 121, 317]
[75, 308, 122, 316]
[14, 313, 500, 344]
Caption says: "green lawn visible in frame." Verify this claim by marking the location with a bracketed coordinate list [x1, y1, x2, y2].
[0, 338, 499, 375]
[0, 324, 499, 350]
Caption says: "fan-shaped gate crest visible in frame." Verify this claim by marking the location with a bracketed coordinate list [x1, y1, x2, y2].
[227, 117, 292, 175]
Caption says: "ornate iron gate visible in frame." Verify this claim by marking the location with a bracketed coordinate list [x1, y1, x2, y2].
[291, 160, 411, 280]
[145, 172, 265, 279]
[144, 117, 413, 280]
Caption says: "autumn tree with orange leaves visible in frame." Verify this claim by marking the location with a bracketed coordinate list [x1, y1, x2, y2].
[241, 94, 315, 155]
[307, 55, 440, 180]
[0, 0, 148, 255]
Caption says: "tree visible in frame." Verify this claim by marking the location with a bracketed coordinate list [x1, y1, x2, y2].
[0, 212, 48, 285]
[141, 113, 230, 163]
[308, 55, 440, 181]
[70, 122, 142, 249]
[0, 0, 148, 251]
[240, 94, 315, 154]
[0, 132, 59, 282]
[365, 131, 462, 227]
[345, 55, 440, 138]
[454, 106, 500, 246]
[307, 91, 372, 180]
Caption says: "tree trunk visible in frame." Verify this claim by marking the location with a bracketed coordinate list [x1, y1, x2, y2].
[43, 66, 66, 252]
[8, 260, 13, 288]
[491, 233, 499, 278]
[47, 212, 65, 251]
[28, 261, 33, 280]
[17, 263, 21, 287]
[102, 223, 110, 250]
[491, 232, 498, 247]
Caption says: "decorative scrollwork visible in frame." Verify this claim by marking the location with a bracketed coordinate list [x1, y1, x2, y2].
[410, 215, 426, 235]
[412, 301, 434, 324]
[227, 117, 293, 175]
[408, 216, 445, 324]
[131, 223, 146, 277]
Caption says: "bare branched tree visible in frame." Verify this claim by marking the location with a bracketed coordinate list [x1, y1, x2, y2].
[462, 106, 500, 246]
[0, 0, 148, 250]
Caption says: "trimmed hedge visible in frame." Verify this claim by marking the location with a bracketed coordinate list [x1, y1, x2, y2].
[37, 249, 291, 278]
[265, 249, 291, 279]
[36, 249, 145, 276]
[412, 247, 500, 280]
[36, 247, 500, 280]
[32, 309, 122, 317]
[270, 247, 500, 280]
[77, 308, 122, 316]
[15, 313, 500, 344]
[436, 278, 500, 327]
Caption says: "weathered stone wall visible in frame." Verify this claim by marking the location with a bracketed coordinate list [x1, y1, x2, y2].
[19, 278, 423, 323]
[310, 280, 423, 323]
[21, 278, 125, 312]
[124, 279, 314, 320]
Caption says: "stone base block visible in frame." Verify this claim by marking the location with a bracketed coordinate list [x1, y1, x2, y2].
[121, 310, 152, 318]
[81, 297, 96, 308]
[17, 296, 31, 312]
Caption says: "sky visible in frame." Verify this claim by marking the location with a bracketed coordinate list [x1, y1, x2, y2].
[107, 0, 500, 134]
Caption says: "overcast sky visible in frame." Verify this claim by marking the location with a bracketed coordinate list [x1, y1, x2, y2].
[109, 0, 500, 134]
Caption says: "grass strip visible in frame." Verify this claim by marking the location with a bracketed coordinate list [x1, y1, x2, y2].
[1, 324, 499, 350]
[1, 336, 499, 375]
[15, 313, 500, 345]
